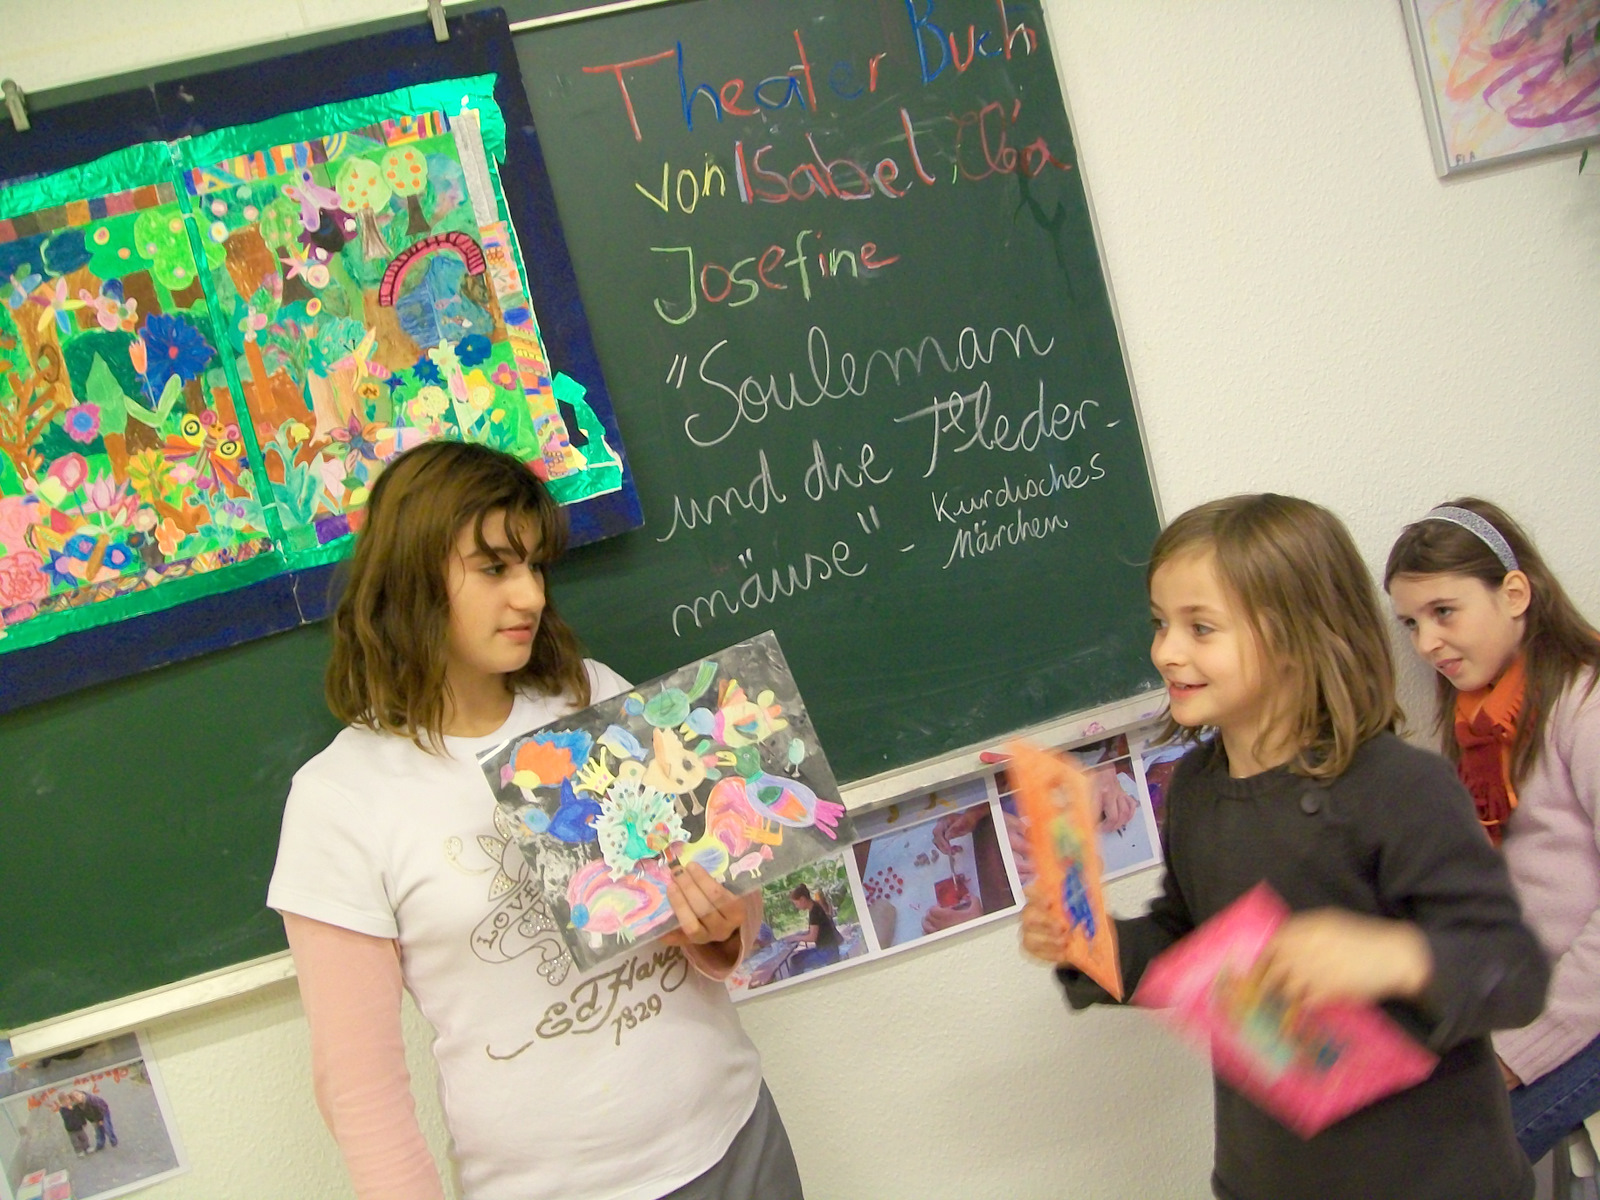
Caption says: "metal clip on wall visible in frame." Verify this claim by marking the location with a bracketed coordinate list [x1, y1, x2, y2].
[2, 79, 28, 132]
[428, 0, 449, 42]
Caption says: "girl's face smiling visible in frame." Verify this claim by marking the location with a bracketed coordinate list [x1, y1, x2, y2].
[1389, 571, 1528, 692]
[444, 510, 546, 701]
[1150, 549, 1290, 775]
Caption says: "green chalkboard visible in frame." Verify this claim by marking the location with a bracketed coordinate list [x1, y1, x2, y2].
[0, 625, 340, 1029]
[516, 0, 1161, 779]
[0, 0, 1163, 1033]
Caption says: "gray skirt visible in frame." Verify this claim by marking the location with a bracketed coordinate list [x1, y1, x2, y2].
[660, 1081, 804, 1200]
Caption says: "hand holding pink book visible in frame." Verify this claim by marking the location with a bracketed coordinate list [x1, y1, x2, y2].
[1132, 883, 1439, 1138]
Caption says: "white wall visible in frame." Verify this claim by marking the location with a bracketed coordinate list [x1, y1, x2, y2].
[4, 2, 1598, 1197]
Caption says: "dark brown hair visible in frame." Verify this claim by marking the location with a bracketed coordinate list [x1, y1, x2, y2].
[1149, 494, 1402, 778]
[325, 440, 590, 750]
[1384, 497, 1600, 782]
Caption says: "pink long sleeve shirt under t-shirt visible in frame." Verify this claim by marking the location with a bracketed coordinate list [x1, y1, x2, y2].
[1494, 675, 1600, 1086]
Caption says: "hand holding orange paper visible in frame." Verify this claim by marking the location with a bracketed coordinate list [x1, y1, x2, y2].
[1010, 742, 1123, 999]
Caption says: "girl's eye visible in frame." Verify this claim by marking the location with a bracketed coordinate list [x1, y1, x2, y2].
[1150, 616, 1168, 632]
[1433, 606, 1453, 619]
[1192, 623, 1213, 637]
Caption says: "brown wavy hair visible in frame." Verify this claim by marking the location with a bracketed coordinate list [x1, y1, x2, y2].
[1384, 497, 1600, 783]
[1150, 494, 1402, 778]
[325, 440, 590, 750]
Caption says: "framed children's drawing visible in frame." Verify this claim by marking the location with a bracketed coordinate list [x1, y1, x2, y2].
[1403, 0, 1600, 175]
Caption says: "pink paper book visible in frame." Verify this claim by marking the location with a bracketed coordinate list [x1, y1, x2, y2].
[1132, 883, 1439, 1137]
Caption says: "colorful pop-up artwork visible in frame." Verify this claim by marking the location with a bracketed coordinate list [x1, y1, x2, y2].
[0, 76, 634, 658]
[1007, 741, 1123, 999]
[186, 106, 621, 550]
[1133, 883, 1438, 1137]
[0, 172, 274, 634]
[478, 631, 852, 971]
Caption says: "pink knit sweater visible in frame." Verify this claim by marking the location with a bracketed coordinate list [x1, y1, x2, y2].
[1493, 675, 1600, 1085]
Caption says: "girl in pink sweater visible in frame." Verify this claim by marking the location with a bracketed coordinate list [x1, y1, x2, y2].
[1388, 499, 1600, 1163]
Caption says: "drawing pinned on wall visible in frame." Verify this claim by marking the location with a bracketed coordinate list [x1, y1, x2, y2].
[478, 630, 853, 971]
[0, 75, 639, 666]
[1403, 0, 1600, 175]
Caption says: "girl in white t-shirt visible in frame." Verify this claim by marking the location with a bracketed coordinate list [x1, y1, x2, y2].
[268, 440, 801, 1200]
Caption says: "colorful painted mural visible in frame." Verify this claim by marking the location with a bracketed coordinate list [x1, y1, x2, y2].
[0, 78, 632, 655]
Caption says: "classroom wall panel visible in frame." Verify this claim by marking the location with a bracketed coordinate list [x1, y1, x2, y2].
[3, 2, 1598, 1197]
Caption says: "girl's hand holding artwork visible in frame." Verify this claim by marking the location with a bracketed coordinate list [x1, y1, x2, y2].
[1254, 909, 1433, 1009]
[661, 863, 751, 973]
[1019, 881, 1074, 965]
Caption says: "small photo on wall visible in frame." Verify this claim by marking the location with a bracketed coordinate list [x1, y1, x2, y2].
[1136, 737, 1191, 847]
[995, 731, 1163, 885]
[848, 774, 992, 842]
[853, 796, 1017, 952]
[0, 1032, 187, 1200]
[727, 852, 868, 998]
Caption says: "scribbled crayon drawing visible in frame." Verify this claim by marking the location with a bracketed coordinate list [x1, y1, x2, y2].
[478, 631, 852, 971]
[1404, 0, 1600, 174]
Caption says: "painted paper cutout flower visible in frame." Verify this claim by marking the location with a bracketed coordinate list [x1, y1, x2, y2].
[412, 386, 450, 419]
[140, 313, 215, 394]
[238, 308, 268, 342]
[456, 334, 492, 368]
[47, 453, 89, 493]
[101, 543, 136, 572]
[42, 549, 83, 589]
[427, 341, 461, 379]
[411, 355, 444, 387]
[155, 518, 184, 556]
[78, 281, 137, 332]
[62, 403, 101, 444]
[128, 335, 148, 376]
[490, 361, 518, 390]
[0, 549, 48, 607]
[328, 413, 385, 471]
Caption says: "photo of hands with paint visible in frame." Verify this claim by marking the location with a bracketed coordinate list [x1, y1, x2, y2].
[997, 732, 1164, 885]
[853, 798, 1015, 949]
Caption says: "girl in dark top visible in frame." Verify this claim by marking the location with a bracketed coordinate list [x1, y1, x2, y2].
[789, 885, 840, 971]
[1021, 493, 1549, 1200]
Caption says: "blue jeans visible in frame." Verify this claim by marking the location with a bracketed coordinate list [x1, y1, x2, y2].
[1510, 1030, 1600, 1164]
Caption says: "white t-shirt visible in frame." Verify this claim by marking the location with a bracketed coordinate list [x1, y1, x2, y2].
[268, 661, 763, 1200]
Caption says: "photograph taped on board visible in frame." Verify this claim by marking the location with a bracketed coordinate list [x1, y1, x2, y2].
[0, 1032, 187, 1200]
[726, 850, 869, 997]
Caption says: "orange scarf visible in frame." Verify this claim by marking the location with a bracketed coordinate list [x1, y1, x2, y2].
[1454, 656, 1524, 846]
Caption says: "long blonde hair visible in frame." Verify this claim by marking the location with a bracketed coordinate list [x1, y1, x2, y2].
[1150, 494, 1402, 778]
[325, 441, 591, 750]
[1384, 497, 1600, 782]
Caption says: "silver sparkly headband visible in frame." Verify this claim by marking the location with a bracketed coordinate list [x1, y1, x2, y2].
[1423, 506, 1519, 573]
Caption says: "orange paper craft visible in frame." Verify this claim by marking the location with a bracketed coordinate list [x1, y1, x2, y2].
[1009, 741, 1123, 999]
